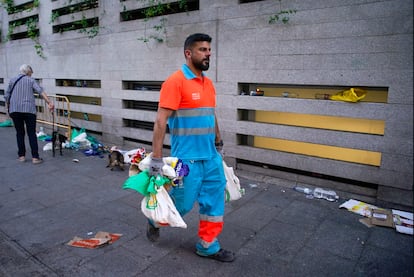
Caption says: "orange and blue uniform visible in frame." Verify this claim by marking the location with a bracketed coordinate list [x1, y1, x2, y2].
[158, 64, 226, 255]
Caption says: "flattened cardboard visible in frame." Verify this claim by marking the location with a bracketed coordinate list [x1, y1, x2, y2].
[67, 231, 122, 249]
[67, 237, 109, 249]
[370, 209, 394, 228]
[359, 218, 374, 228]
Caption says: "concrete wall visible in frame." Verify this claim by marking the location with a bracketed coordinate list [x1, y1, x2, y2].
[0, 0, 412, 208]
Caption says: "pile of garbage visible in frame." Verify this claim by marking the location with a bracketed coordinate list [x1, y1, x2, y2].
[39, 127, 107, 157]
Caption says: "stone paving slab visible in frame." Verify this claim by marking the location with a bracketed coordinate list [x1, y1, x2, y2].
[0, 124, 412, 277]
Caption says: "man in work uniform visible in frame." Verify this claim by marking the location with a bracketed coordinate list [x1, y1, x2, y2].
[148, 33, 234, 262]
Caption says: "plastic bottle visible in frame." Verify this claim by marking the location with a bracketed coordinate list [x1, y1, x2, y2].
[293, 186, 315, 199]
[312, 187, 339, 202]
[293, 186, 313, 195]
[294, 186, 339, 202]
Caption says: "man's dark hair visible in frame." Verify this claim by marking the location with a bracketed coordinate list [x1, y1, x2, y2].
[184, 33, 212, 50]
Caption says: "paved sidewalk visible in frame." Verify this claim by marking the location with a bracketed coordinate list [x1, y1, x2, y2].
[0, 123, 412, 277]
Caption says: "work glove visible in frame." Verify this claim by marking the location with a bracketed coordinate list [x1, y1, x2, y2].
[149, 157, 164, 176]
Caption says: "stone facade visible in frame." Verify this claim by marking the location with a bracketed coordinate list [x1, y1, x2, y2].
[0, 0, 412, 208]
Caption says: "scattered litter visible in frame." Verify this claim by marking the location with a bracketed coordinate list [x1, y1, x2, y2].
[123, 153, 191, 228]
[294, 186, 339, 202]
[249, 184, 258, 188]
[67, 231, 122, 249]
[43, 142, 53, 151]
[392, 209, 413, 235]
[339, 199, 378, 217]
[359, 218, 374, 228]
[294, 186, 312, 194]
[87, 232, 93, 236]
[0, 119, 13, 127]
[69, 128, 106, 157]
[294, 186, 314, 199]
[371, 208, 394, 228]
[330, 87, 367, 103]
[129, 164, 139, 177]
[313, 187, 339, 201]
[123, 148, 146, 164]
[36, 127, 46, 138]
[340, 199, 413, 235]
[72, 159, 79, 163]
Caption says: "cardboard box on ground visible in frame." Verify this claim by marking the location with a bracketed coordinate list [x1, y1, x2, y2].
[339, 199, 413, 235]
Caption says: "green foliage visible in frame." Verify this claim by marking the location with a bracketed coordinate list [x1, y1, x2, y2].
[0, 1, 45, 58]
[78, 24, 99, 38]
[50, 11, 60, 24]
[51, 0, 100, 38]
[0, 0, 16, 14]
[34, 43, 45, 59]
[25, 17, 38, 38]
[76, 16, 99, 38]
[137, 0, 188, 43]
[25, 17, 45, 59]
[6, 21, 17, 39]
[269, 0, 296, 24]
[138, 17, 167, 43]
[1, 0, 39, 14]
[27, 0, 39, 11]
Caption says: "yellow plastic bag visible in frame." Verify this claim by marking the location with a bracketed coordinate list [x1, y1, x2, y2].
[330, 88, 367, 103]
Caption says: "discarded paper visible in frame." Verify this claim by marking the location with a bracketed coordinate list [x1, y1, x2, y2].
[339, 199, 378, 217]
[67, 231, 122, 249]
[392, 209, 413, 235]
[340, 199, 413, 236]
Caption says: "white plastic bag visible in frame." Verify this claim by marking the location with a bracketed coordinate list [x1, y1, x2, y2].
[138, 152, 177, 178]
[141, 186, 187, 228]
[223, 161, 244, 202]
[43, 142, 53, 151]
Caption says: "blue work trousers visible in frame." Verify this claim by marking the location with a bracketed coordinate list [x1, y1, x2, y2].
[171, 153, 226, 255]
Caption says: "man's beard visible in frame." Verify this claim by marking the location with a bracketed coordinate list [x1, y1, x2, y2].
[194, 58, 209, 71]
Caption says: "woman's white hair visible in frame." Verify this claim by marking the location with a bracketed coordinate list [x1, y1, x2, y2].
[19, 64, 33, 75]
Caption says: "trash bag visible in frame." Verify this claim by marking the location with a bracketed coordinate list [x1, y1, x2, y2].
[0, 119, 13, 127]
[329, 88, 367, 103]
[123, 170, 151, 195]
[70, 128, 83, 142]
[123, 170, 171, 196]
[141, 186, 187, 228]
[86, 134, 100, 146]
[223, 161, 245, 202]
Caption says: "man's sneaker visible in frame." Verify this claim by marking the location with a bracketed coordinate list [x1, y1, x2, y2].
[146, 222, 160, 242]
[196, 248, 235, 262]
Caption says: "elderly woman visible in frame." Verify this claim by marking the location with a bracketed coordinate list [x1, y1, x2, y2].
[4, 64, 54, 164]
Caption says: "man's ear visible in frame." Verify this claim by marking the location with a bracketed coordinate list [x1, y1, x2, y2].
[184, 49, 192, 58]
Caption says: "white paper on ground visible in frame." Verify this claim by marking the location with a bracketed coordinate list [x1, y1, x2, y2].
[392, 209, 413, 235]
[339, 199, 378, 217]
